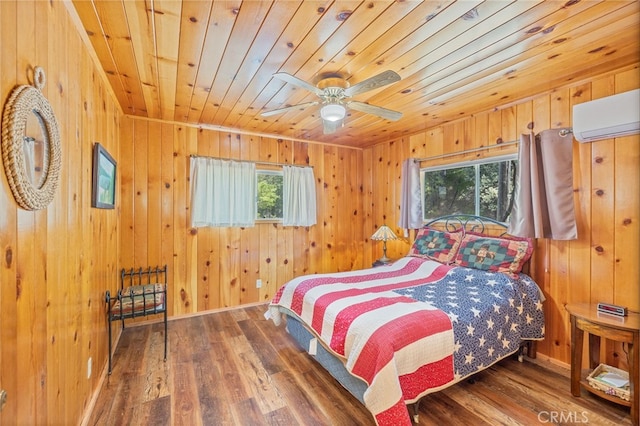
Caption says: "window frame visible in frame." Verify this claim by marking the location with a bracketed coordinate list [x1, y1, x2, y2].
[420, 153, 518, 224]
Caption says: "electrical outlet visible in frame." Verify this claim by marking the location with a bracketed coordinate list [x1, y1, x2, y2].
[256, 279, 262, 288]
[87, 357, 92, 379]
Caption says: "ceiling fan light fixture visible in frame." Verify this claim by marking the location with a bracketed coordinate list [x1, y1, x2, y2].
[321, 104, 346, 122]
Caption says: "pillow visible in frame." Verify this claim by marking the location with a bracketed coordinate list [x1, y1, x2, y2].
[408, 227, 462, 264]
[454, 232, 533, 275]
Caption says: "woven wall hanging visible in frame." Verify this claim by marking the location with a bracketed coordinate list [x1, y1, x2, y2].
[1, 66, 61, 210]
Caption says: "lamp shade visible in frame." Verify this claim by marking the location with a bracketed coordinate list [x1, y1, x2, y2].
[370, 225, 398, 241]
[320, 104, 346, 122]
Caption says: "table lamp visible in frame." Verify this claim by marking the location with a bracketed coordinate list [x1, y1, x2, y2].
[371, 225, 398, 264]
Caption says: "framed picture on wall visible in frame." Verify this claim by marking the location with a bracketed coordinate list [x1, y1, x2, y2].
[91, 142, 116, 209]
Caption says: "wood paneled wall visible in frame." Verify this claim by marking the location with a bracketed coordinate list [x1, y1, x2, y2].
[0, 1, 637, 425]
[0, 1, 121, 424]
[118, 119, 365, 316]
[120, 63, 638, 374]
[364, 65, 640, 367]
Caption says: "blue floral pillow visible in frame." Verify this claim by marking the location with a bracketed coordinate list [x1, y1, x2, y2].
[408, 227, 462, 264]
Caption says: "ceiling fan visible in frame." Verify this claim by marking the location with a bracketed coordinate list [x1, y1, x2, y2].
[261, 70, 403, 134]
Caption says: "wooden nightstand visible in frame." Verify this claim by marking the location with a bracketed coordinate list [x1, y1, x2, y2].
[566, 303, 639, 425]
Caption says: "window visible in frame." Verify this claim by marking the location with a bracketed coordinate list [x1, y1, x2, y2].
[256, 170, 283, 220]
[421, 155, 517, 222]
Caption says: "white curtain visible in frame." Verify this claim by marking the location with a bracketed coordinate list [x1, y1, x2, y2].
[508, 130, 577, 240]
[398, 158, 423, 237]
[283, 165, 316, 226]
[190, 157, 256, 228]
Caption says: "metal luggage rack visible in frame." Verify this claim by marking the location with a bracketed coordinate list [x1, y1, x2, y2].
[105, 265, 168, 374]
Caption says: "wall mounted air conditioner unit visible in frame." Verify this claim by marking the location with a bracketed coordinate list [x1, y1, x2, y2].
[573, 88, 640, 143]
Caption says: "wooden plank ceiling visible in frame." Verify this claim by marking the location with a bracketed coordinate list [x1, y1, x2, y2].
[73, 0, 640, 149]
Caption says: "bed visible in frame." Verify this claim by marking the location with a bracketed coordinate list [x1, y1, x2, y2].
[267, 215, 545, 425]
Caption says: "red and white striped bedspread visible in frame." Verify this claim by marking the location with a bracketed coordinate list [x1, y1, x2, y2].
[269, 257, 455, 425]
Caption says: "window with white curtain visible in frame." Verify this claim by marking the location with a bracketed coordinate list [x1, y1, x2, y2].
[190, 157, 316, 228]
[190, 157, 256, 227]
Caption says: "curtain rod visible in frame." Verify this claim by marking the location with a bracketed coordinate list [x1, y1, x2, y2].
[189, 154, 313, 169]
[415, 128, 572, 163]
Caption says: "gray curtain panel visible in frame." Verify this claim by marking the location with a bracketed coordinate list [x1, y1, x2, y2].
[508, 130, 577, 240]
[399, 158, 423, 237]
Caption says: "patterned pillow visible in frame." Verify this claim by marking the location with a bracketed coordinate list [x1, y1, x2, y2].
[408, 227, 462, 264]
[454, 232, 533, 275]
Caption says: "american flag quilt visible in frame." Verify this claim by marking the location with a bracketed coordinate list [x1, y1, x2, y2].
[268, 256, 545, 426]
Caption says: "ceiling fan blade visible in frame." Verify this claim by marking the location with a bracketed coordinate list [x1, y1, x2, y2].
[348, 101, 403, 121]
[273, 72, 322, 95]
[261, 101, 319, 117]
[323, 119, 342, 135]
[344, 70, 401, 97]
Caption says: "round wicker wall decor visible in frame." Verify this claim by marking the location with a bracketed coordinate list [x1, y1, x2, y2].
[1, 66, 61, 210]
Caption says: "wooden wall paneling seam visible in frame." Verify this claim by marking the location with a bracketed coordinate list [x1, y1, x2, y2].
[147, 123, 163, 267]
[241, 134, 260, 306]
[42, 0, 58, 422]
[350, 147, 364, 269]
[276, 138, 294, 292]
[133, 120, 149, 268]
[54, 2, 75, 421]
[216, 133, 233, 308]
[319, 145, 332, 272]
[360, 149, 375, 262]
[15, 0, 38, 423]
[257, 137, 275, 302]
[119, 117, 135, 274]
[172, 125, 189, 314]
[160, 122, 175, 317]
[369, 143, 383, 261]
[185, 126, 199, 313]
[307, 143, 324, 276]
[474, 112, 490, 155]
[195, 129, 211, 311]
[387, 137, 404, 260]
[333, 147, 345, 271]
[568, 83, 594, 309]
[588, 77, 616, 308]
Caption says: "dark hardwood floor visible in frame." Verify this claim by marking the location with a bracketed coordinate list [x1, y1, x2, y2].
[88, 304, 633, 425]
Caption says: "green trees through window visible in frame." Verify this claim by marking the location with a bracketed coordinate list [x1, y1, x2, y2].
[422, 156, 517, 223]
[256, 171, 283, 219]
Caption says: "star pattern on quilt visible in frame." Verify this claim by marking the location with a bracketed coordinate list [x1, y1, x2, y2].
[394, 267, 545, 380]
